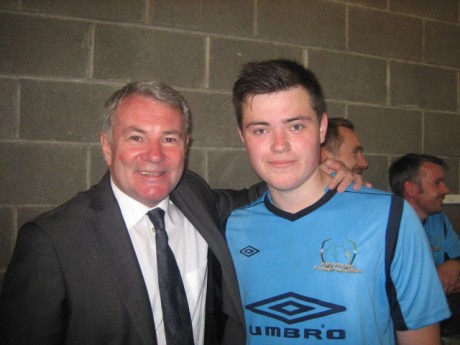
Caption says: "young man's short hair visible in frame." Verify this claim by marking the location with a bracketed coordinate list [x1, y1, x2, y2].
[232, 59, 326, 129]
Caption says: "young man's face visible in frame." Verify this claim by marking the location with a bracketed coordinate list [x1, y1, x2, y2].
[332, 127, 368, 175]
[411, 162, 450, 219]
[100, 94, 189, 207]
[238, 86, 327, 195]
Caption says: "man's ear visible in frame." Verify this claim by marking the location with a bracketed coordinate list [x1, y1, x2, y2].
[185, 135, 191, 150]
[320, 147, 333, 163]
[100, 132, 112, 166]
[320, 113, 328, 144]
[238, 127, 245, 144]
[404, 180, 420, 197]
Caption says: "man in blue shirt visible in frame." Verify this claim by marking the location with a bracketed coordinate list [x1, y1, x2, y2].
[389, 153, 460, 338]
[389, 153, 460, 295]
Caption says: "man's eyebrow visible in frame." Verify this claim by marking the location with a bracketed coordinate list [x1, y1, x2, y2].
[244, 115, 312, 129]
[122, 126, 183, 136]
[245, 121, 270, 128]
[122, 126, 146, 134]
[284, 115, 312, 123]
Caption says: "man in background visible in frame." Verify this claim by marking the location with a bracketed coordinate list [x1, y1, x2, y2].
[321, 117, 368, 176]
[389, 153, 460, 295]
[389, 153, 460, 337]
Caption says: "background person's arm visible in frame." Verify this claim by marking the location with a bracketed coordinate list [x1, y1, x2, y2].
[437, 259, 460, 295]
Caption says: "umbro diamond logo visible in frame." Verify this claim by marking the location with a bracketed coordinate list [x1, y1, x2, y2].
[246, 292, 346, 324]
[240, 246, 260, 257]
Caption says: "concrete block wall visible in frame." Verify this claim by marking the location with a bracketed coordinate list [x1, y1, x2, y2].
[0, 0, 459, 285]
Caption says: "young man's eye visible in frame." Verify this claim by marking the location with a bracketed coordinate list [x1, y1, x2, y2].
[291, 124, 305, 131]
[253, 128, 267, 135]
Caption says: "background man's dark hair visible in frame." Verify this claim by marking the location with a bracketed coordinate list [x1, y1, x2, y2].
[388, 153, 448, 197]
[321, 118, 355, 153]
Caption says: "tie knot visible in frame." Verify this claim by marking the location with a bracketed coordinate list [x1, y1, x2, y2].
[147, 208, 165, 231]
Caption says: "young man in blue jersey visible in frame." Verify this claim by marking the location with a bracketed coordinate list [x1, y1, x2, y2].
[225, 59, 450, 345]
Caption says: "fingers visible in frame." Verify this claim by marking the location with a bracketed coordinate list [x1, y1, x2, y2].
[328, 170, 352, 193]
[352, 174, 364, 191]
[320, 157, 370, 192]
[320, 157, 345, 174]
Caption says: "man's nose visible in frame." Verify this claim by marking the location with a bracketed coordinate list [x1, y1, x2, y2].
[358, 153, 368, 170]
[440, 182, 450, 195]
[143, 140, 164, 161]
[271, 130, 290, 152]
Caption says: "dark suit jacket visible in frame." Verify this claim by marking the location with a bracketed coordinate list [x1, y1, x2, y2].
[0, 170, 255, 345]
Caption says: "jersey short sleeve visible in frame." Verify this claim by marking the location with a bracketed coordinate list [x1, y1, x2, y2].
[390, 203, 451, 329]
[226, 188, 451, 345]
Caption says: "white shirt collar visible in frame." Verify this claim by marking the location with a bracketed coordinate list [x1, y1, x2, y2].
[110, 178, 171, 230]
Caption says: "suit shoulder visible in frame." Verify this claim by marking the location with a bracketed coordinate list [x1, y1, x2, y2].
[31, 178, 108, 230]
[36, 192, 89, 219]
[176, 170, 213, 196]
[173, 170, 234, 217]
[180, 169, 211, 188]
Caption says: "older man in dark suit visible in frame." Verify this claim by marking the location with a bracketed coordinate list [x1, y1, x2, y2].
[0, 81, 254, 345]
[0, 81, 354, 345]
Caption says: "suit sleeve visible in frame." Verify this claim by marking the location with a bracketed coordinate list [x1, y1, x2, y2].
[214, 181, 267, 220]
[0, 223, 67, 345]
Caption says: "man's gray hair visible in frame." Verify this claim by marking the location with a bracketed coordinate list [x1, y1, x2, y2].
[102, 81, 191, 142]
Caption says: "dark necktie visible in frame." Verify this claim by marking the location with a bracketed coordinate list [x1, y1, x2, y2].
[147, 208, 195, 345]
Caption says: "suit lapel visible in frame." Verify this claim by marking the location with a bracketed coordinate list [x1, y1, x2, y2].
[171, 183, 246, 328]
[87, 174, 156, 345]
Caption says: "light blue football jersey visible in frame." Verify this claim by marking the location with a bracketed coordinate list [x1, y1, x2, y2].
[226, 187, 450, 345]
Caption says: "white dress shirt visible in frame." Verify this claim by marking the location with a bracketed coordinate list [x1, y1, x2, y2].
[111, 179, 208, 345]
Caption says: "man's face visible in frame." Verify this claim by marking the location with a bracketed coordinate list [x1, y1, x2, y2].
[411, 162, 450, 219]
[100, 94, 188, 207]
[238, 86, 327, 195]
[334, 127, 368, 175]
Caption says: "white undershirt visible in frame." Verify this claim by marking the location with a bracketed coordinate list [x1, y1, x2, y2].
[111, 179, 208, 345]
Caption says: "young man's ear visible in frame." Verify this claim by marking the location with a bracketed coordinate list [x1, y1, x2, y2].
[238, 127, 245, 144]
[320, 113, 328, 144]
